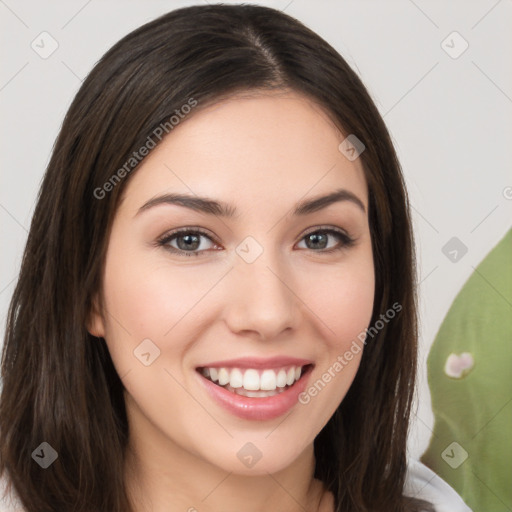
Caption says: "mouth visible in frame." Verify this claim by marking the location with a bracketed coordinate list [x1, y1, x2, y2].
[196, 364, 314, 398]
[195, 360, 314, 421]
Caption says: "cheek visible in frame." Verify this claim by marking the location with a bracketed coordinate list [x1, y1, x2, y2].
[102, 248, 212, 339]
[333, 273, 375, 347]
[301, 253, 375, 350]
[99, 254, 215, 422]
[295, 253, 374, 414]
[320, 276, 373, 328]
[99, 246, 235, 387]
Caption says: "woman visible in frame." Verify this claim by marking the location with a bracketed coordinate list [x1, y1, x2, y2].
[0, 4, 471, 511]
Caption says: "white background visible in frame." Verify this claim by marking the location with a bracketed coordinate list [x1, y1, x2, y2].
[1, 0, 511, 460]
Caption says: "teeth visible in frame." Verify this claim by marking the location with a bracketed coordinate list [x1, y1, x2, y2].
[230, 368, 243, 388]
[225, 384, 288, 398]
[243, 369, 260, 391]
[218, 367, 230, 386]
[201, 365, 306, 392]
[260, 369, 277, 391]
[276, 369, 287, 388]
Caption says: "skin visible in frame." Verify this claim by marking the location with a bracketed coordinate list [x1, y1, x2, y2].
[88, 89, 375, 512]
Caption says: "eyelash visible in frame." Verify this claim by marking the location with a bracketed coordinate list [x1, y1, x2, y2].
[156, 226, 356, 258]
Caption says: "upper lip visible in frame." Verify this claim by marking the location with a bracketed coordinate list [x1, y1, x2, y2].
[196, 356, 314, 370]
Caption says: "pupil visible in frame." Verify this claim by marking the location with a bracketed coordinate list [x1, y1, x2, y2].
[178, 234, 199, 250]
[308, 232, 326, 249]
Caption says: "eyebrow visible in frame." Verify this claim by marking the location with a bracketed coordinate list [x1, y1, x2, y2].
[136, 187, 366, 218]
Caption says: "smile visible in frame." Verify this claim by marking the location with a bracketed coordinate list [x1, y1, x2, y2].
[198, 365, 307, 397]
[195, 358, 314, 420]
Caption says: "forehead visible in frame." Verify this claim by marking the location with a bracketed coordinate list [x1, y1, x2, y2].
[119, 90, 368, 214]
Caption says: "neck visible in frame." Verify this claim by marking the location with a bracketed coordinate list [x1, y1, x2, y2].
[123, 400, 329, 512]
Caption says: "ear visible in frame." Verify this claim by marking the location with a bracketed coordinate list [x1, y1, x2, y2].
[86, 293, 106, 338]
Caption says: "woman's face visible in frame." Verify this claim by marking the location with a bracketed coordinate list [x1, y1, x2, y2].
[89, 90, 375, 475]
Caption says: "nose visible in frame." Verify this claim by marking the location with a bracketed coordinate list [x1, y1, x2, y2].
[223, 248, 301, 340]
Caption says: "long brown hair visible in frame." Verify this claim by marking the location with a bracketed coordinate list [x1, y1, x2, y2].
[0, 5, 431, 511]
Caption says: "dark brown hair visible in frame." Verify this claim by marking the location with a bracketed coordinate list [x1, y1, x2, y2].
[0, 4, 431, 511]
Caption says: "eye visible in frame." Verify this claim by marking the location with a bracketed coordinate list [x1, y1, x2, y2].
[296, 227, 355, 253]
[157, 227, 219, 257]
[157, 226, 355, 257]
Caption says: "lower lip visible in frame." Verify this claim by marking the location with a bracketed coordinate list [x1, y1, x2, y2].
[197, 366, 313, 421]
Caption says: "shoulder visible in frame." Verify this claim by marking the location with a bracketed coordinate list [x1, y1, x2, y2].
[404, 458, 473, 512]
[0, 472, 25, 512]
